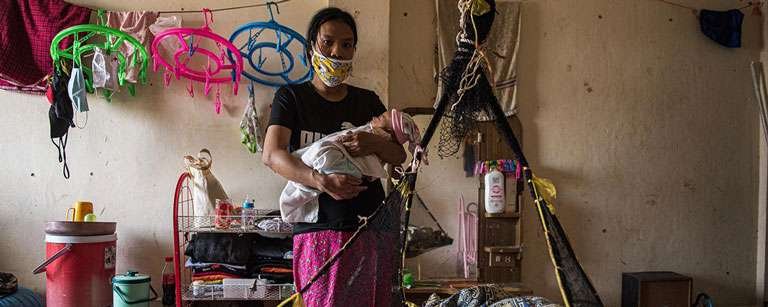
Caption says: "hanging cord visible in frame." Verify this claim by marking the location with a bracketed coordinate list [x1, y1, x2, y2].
[452, 0, 496, 111]
[157, 0, 290, 14]
[655, 0, 762, 12]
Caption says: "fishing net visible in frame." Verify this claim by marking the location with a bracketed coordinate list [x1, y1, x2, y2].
[280, 0, 603, 306]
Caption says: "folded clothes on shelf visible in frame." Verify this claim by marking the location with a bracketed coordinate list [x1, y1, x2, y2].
[185, 233, 255, 265]
[256, 273, 293, 284]
[261, 267, 292, 274]
[256, 217, 293, 232]
[185, 258, 247, 271]
[191, 273, 241, 282]
[186, 233, 293, 266]
[193, 264, 250, 277]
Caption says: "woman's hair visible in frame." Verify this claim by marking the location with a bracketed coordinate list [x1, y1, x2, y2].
[305, 7, 358, 59]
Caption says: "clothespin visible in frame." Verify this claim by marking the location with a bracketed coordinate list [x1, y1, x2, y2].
[163, 70, 172, 87]
[187, 80, 195, 97]
[204, 61, 213, 96]
[215, 86, 222, 114]
[187, 35, 197, 57]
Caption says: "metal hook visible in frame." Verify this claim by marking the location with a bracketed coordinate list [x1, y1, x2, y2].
[266, 2, 280, 21]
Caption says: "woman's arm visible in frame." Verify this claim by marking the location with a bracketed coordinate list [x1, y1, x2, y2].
[339, 131, 407, 165]
[262, 125, 367, 200]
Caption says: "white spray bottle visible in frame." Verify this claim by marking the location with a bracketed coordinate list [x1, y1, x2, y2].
[484, 164, 505, 214]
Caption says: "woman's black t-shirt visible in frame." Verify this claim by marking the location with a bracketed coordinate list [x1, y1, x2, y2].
[268, 81, 387, 234]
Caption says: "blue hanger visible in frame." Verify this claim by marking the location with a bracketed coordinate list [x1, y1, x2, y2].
[228, 1, 312, 87]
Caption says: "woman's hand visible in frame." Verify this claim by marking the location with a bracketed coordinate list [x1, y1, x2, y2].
[338, 131, 382, 157]
[312, 171, 367, 200]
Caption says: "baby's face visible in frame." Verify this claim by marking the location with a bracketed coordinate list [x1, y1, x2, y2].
[370, 112, 392, 131]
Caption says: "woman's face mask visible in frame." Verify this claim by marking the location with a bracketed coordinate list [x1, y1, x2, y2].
[311, 47, 353, 88]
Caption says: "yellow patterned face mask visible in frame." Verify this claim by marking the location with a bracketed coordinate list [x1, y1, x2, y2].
[311, 48, 353, 87]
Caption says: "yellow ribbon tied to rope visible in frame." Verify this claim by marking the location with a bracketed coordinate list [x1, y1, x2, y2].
[277, 293, 305, 307]
[471, 0, 491, 16]
[532, 175, 558, 214]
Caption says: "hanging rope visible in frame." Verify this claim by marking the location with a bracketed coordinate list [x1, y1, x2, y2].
[654, 0, 761, 12]
[72, 0, 293, 15]
[157, 0, 291, 14]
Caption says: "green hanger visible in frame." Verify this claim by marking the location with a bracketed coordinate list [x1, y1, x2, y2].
[50, 10, 149, 96]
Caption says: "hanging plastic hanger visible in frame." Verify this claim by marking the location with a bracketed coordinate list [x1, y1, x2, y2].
[228, 1, 312, 87]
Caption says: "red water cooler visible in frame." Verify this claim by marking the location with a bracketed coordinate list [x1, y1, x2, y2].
[33, 234, 117, 307]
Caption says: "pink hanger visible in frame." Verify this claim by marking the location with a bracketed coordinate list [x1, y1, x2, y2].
[151, 9, 244, 113]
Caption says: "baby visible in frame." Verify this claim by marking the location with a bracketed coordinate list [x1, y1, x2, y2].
[280, 109, 421, 224]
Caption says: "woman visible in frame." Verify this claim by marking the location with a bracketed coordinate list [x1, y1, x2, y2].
[262, 7, 406, 307]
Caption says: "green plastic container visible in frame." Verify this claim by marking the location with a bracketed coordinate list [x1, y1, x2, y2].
[112, 271, 157, 307]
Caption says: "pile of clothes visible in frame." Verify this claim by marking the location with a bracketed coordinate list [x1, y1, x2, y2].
[184, 233, 293, 286]
[424, 285, 561, 307]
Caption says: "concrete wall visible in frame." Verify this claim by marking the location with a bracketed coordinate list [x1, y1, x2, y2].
[515, 0, 761, 305]
[0, 0, 326, 295]
[388, 0, 764, 306]
[329, 0, 390, 104]
[0, 0, 764, 306]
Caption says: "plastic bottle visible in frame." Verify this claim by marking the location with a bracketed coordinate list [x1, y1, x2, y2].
[242, 198, 255, 230]
[161, 256, 175, 305]
[484, 165, 505, 214]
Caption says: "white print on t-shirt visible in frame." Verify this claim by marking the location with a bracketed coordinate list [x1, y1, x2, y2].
[298, 122, 356, 149]
[300, 130, 327, 148]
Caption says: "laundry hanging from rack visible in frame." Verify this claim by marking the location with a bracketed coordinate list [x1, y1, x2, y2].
[148, 15, 182, 56]
[105, 11, 159, 83]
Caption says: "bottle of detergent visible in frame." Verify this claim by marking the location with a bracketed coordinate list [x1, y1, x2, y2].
[484, 164, 505, 214]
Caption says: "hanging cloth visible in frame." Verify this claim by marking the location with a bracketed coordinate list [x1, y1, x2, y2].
[0, 0, 90, 93]
[105, 11, 159, 83]
[148, 16, 182, 57]
[49, 69, 74, 178]
[91, 47, 121, 93]
[240, 83, 266, 153]
[699, 9, 744, 48]
[435, 0, 521, 119]
[67, 66, 88, 112]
